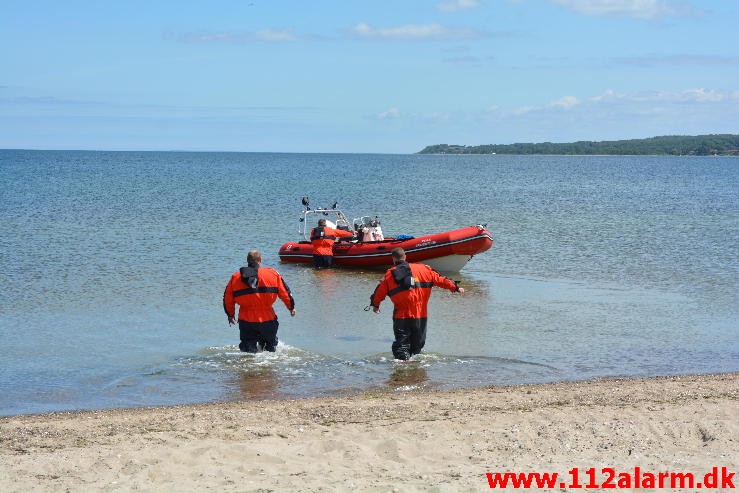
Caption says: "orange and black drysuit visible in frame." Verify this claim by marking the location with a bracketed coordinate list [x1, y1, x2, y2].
[223, 264, 295, 352]
[310, 225, 354, 268]
[370, 261, 459, 360]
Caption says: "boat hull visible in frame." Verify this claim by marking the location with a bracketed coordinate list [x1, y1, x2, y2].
[278, 225, 493, 272]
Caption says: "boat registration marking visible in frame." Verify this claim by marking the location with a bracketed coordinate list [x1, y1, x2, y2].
[415, 239, 437, 248]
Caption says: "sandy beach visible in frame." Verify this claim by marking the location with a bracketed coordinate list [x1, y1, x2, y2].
[1, 372, 737, 492]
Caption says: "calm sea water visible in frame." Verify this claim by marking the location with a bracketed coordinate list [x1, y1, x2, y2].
[1, 150, 737, 416]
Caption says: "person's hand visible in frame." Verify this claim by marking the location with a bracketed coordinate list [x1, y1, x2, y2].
[290, 309, 296, 317]
[372, 306, 380, 314]
[457, 287, 465, 294]
[227, 316, 235, 325]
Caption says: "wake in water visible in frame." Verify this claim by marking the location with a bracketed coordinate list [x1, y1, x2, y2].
[158, 343, 564, 399]
[356, 351, 562, 392]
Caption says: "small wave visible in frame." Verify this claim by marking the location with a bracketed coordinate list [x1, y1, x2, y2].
[175, 342, 340, 375]
[360, 351, 474, 366]
[393, 384, 424, 392]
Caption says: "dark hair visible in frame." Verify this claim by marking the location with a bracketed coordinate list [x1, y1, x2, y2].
[246, 250, 261, 265]
[391, 247, 405, 261]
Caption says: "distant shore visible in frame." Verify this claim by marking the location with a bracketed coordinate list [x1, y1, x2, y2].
[419, 134, 739, 156]
[419, 152, 738, 157]
[1, 372, 736, 492]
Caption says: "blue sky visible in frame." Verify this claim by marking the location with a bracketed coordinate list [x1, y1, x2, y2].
[2, 0, 738, 153]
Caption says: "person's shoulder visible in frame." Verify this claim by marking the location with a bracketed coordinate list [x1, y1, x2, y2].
[411, 262, 436, 274]
[261, 266, 285, 277]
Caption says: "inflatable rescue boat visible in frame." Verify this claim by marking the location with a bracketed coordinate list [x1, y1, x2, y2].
[278, 198, 493, 272]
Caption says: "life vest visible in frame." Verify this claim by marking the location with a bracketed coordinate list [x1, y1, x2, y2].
[240, 266, 259, 288]
[310, 226, 326, 241]
[223, 265, 295, 322]
[370, 261, 459, 319]
[391, 262, 415, 290]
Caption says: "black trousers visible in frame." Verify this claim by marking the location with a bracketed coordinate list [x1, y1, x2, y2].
[238, 319, 279, 353]
[391, 317, 428, 360]
[313, 254, 334, 269]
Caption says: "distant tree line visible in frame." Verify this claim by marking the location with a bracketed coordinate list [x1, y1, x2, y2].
[418, 134, 739, 156]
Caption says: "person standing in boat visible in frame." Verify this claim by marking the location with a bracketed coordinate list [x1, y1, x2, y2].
[223, 250, 296, 352]
[310, 218, 354, 269]
[361, 217, 384, 242]
[369, 247, 464, 360]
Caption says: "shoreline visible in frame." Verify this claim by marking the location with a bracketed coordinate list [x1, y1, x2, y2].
[2, 372, 737, 492]
[2, 369, 736, 420]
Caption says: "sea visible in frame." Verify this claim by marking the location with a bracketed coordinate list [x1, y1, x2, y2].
[1, 150, 737, 416]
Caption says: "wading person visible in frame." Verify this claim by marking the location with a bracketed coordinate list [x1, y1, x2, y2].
[369, 247, 464, 360]
[223, 250, 296, 352]
[310, 218, 353, 269]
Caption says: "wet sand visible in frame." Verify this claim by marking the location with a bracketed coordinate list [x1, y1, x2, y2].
[1, 372, 737, 492]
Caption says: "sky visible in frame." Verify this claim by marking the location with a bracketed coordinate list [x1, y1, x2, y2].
[1, 0, 738, 153]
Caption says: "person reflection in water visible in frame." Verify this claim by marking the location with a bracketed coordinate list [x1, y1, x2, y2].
[237, 368, 279, 399]
[387, 362, 428, 389]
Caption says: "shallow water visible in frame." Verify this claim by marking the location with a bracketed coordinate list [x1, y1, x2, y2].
[1, 150, 737, 415]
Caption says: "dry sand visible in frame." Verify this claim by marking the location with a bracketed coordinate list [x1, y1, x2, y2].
[1, 373, 737, 492]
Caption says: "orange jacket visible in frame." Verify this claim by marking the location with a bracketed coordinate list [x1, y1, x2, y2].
[223, 266, 295, 323]
[370, 262, 459, 319]
[310, 226, 354, 256]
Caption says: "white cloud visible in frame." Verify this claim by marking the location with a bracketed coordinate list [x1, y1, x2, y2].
[678, 89, 727, 102]
[252, 29, 300, 42]
[509, 95, 579, 115]
[484, 88, 737, 143]
[548, 95, 580, 109]
[437, 0, 481, 13]
[180, 29, 300, 43]
[589, 88, 737, 103]
[501, 88, 737, 119]
[442, 55, 483, 64]
[422, 112, 453, 123]
[550, 0, 701, 19]
[589, 89, 623, 102]
[511, 105, 536, 116]
[404, 87, 737, 145]
[377, 108, 401, 120]
[614, 54, 739, 67]
[351, 23, 483, 40]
